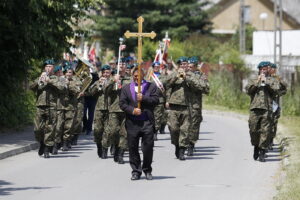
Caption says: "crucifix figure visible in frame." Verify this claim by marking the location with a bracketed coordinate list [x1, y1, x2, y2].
[124, 16, 156, 108]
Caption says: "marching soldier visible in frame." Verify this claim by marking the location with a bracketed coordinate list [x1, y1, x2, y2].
[268, 63, 287, 149]
[30, 59, 61, 158]
[186, 57, 209, 156]
[245, 61, 280, 162]
[102, 62, 131, 164]
[89, 65, 111, 158]
[165, 56, 206, 160]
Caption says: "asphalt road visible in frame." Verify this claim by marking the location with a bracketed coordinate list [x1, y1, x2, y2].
[0, 113, 281, 200]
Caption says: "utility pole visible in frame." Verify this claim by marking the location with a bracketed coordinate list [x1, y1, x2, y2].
[239, 0, 246, 54]
[274, 0, 282, 70]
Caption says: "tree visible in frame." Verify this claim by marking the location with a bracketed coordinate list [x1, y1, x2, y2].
[92, 0, 212, 52]
[0, 0, 96, 128]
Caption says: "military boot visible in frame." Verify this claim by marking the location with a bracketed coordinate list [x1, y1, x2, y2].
[67, 140, 72, 149]
[160, 124, 166, 134]
[118, 149, 125, 164]
[154, 132, 158, 141]
[52, 143, 59, 155]
[44, 146, 50, 158]
[101, 148, 108, 159]
[96, 143, 102, 158]
[259, 149, 266, 162]
[38, 142, 45, 156]
[179, 147, 186, 161]
[175, 145, 179, 159]
[62, 141, 69, 151]
[71, 135, 78, 145]
[187, 144, 194, 156]
[114, 147, 119, 163]
[253, 146, 259, 160]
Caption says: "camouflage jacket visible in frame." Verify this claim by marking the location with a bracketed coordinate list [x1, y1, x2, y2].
[106, 76, 131, 113]
[245, 76, 280, 111]
[30, 75, 63, 108]
[272, 75, 288, 104]
[89, 79, 109, 111]
[165, 71, 207, 107]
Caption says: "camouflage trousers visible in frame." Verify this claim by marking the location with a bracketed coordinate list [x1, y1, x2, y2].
[93, 110, 108, 144]
[270, 109, 280, 140]
[73, 100, 84, 134]
[188, 109, 203, 145]
[34, 106, 57, 146]
[248, 109, 272, 149]
[154, 103, 165, 132]
[167, 105, 191, 148]
[102, 112, 127, 150]
[64, 110, 77, 141]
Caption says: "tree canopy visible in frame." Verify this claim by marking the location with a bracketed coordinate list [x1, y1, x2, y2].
[92, 0, 212, 52]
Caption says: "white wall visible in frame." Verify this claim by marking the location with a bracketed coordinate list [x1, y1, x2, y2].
[253, 30, 300, 56]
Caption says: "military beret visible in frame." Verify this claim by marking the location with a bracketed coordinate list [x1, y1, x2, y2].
[188, 56, 199, 64]
[43, 59, 55, 66]
[126, 64, 135, 69]
[63, 61, 72, 72]
[101, 65, 111, 71]
[176, 56, 188, 64]
[126, 56, 134, 63]
[257, 61, 271, 69]
[111, 69, 117, 75]
[271, 63, 277, 68]
[53, 65, 62, 73]
[152, 61, 160, 67]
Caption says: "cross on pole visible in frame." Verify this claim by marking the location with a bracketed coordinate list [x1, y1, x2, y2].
[124, 16, 156, 108]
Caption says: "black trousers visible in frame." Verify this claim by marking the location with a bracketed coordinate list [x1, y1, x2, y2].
[126, 119, 154, 175]
[83, 96, 97, 132]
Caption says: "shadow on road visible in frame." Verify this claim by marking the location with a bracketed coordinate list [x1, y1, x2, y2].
[0, 180, 54, 196]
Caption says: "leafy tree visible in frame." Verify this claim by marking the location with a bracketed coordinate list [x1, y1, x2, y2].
[0, 0, 96, 129]
[92, 0, 212, 52]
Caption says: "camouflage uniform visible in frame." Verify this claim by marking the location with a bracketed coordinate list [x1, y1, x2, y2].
[270, 75, 287, 142]
[103, 76, 131, 152]
[30, 75, 62, 147]
[166, 71, 205, 149]
[72, 76, 84, 136]
[245, 76, 280, 149]
[188, 71, 209, 145]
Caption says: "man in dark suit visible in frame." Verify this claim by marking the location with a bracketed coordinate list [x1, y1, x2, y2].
[119, 68, 159, 180]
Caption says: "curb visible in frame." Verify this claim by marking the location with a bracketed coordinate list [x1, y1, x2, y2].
[0, 142, 39, 160]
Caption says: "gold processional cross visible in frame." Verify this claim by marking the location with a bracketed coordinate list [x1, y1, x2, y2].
[124, 16, 156, 108]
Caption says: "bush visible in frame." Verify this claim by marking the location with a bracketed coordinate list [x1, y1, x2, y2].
[282, 85, 300, 116]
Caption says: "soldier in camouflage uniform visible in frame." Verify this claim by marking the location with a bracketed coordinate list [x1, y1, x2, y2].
[150, 62, 167, 141]
[268, 63, 287, 149]
[61, 66, 81, 151]
[103, 62, 131, 164]
[165, 56, 206, 160]
[30, 59, 62, 158]
[186, 57, 209, 156]
[245, 61, 280, 162]
[89, 65, 111, 158]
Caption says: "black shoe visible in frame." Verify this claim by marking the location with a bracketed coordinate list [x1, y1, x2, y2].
[154, 133, 158, 141]
[101, 148, 108, 159]
[187, 144, 194, 156]
[253, 146, 259, 160]
[114, 147, 119, 163]
[44, 146, 50, 158]
[38, 142, 45, 156]
[160, 125, 166, 134]
[110, 145, 115, 155]
[179, 147, 186, 161]
[131, 173, 140, 181]
[118, 149, 125, 164]
[96, 143, 102, 158]
[145, 172, 153, 180]
[259, 149, 266, 162]
[175, 145, 179, 159]
[86, 130, 92, 135]
[62, 141, 69, 151]
[52, 143, 59, 155]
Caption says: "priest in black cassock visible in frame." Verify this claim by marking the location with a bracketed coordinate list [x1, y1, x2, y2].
[119, 68, 159, 180]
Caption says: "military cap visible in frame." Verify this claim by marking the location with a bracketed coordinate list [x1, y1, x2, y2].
[53, 65, 62, 73]
[257, 61, 271, 69]
[101, 65, 111, 71]
[43, 59, 55, 66]
[176, 56, 188, 64]
[188, 56, 199, 64]
[152, 61, 160, 67]
[271, 63, 277, 68]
